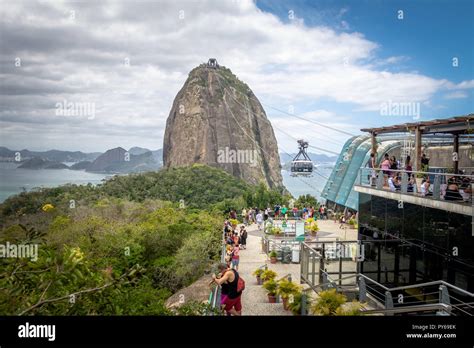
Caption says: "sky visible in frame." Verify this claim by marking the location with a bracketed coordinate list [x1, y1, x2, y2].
[0, 0, 473, 155]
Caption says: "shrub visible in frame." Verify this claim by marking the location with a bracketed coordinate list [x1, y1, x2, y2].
[262, 279, 278, 295]
[260, 269, 277, 282]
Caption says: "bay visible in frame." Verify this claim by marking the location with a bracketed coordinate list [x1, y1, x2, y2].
[0, 162, 108, 203]
[0, 162, 334, 203]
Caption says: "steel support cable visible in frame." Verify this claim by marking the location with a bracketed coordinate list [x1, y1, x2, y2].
[216, 76, 323, 196]
[216, 72, 347, 150]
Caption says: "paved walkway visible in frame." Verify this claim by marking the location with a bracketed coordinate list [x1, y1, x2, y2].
[239, 223, 294, 315]
[238, 219, 358, 315]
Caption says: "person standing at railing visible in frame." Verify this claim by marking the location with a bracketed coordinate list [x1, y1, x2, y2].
[281, 205, 288, 219]
[366, 152, 377, 186]
[292, 205, 298, 218]
[241, 208, 247, 225]
[231, 244, 240, 270]
[256, 211, 263, 231]
[420, 177, 432, 196]
[405, 155, 413, 173]
[212, 263, 243, 316]
[381, 153, 391, 187]
[240, 227, 248, 249]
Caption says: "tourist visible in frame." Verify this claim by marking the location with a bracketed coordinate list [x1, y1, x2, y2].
[405, 155, 413, 173]
[264, 207, 269, 221]
[388, 174, 400, 192]
[420, 177, 432, 196]
[445, 182, 463, 201]
[226, 233, 234, 246]
[256, 211, 263, 231]
[233, 231, 240, 246]
[241, 208, 247, 225]
[381, 153, 391, 187]
[240, 227, 248, 249]
[229, 209, 237, 220]
[225, 245, 233, 268]
[231, 243, 240, 270]
[390, 156, 398, 171]
[212, 263, 243, 316]
[302, 206, 308, 219]
[421, 153, 430, 167]
[407, 176, 415, 192]
[339, 214, 346, 229]
[292, 206, 298, 218]
[274, 204, 280, 220]
[367, 152, 377, 186]
[281, 205, 288, 219]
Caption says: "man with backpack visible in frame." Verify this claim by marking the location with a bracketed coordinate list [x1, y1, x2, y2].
[212, 263, 245, 316]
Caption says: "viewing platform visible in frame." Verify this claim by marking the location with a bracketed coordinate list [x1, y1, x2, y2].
[355, 168, 473, 217]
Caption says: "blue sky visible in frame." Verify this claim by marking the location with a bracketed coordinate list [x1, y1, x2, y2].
[0, 0, 472, 153]
[255, 0, 473, 133]
[257, 0, 473, 81]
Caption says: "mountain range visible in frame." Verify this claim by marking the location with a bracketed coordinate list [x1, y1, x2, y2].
[1, 145, 334, 174]
[1, 146, 163, 174]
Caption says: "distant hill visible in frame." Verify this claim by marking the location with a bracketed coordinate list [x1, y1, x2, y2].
[0, 146, 164, 173]
[0, 147, 101, 162]
[87, 147, 161, 173]
[70, 161, 93, 170]
[128, 147, 151, 155]
[17, 157, 69, 169]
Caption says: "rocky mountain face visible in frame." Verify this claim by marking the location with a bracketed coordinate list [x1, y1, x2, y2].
[163, 63, 283, 189]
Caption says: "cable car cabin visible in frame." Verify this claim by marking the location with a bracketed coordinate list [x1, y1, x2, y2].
[291, 160, 313, 175]
[290, 139, 314, 176]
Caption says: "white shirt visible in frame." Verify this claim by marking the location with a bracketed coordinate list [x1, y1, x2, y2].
[388, 177, 396, 192]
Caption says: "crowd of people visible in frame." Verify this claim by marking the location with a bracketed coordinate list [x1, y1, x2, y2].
[213, 204, 331, 315]
[367, 152, 473, 202]
[236, 204, 329, 225]
[211, 219, 249, 316]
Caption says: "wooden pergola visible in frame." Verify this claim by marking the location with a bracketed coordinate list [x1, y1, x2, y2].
[361, 114, 473, 173]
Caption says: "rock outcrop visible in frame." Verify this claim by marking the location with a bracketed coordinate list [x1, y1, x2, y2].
[163, 62, 283, 189]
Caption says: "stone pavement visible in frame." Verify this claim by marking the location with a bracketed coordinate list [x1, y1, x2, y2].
[238, 219, 358, 315]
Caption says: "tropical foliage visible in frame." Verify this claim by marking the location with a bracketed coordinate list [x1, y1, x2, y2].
[0, 165, 290, 315]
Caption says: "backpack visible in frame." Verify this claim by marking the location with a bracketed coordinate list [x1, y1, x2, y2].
[224, 270, 245, 293]
[236, 272, 246, 293]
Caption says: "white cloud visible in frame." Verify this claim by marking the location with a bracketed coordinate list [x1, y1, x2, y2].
[0, 0, 472, 152]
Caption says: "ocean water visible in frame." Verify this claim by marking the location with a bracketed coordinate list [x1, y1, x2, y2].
[281, 165, 333, 201]
[0, 162, 333, 203]
[0, 162, 108, 203]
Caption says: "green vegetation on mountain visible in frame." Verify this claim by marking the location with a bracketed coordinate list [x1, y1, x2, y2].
[0, 165, 289, 315]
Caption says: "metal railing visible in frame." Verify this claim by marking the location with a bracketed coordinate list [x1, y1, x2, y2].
[207, 228, 227, 314]
[358, 167, 473, 205]
[300, 242, 474, 316]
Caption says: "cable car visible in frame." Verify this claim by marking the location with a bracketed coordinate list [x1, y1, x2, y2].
[291, 139, 313, 176]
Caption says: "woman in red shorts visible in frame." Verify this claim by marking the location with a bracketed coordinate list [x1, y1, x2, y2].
[212, 263, 242, 316]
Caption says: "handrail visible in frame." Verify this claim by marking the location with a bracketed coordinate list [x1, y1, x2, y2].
[207, 227, 228, 314]
[300, 241, 474, 316]
[320, 271, 474, 297]
[386, 280, 474, 297]
[360, 166, 474, 178]
[277, 273, 292, 282]
[362, 303, 452, 315]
